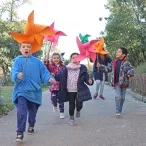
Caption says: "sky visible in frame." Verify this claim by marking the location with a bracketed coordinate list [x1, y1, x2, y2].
[17, 0, 110, 59]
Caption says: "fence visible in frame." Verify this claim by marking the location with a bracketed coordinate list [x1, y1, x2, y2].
[129, 74, 146, 96]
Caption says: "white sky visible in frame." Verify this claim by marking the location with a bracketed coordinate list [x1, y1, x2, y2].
[17, 0, 109, 59]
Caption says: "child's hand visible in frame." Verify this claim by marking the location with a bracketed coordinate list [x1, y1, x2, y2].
[96, 63, 101, 68]
[127, 75, 131, 78]
[49, 78, 56, 84]
[17, 72, 24, 80]
[88, 79, 93, 85]
[51, 73, 55, 76]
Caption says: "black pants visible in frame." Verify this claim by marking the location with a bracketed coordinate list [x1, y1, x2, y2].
[68, 92, 83, 116]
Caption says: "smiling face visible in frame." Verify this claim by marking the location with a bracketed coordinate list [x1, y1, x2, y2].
[52, 54, 61, 65]
[70, 54, 80, 65]
[116, 48, 126, 59]
[19, 43, 32, 57]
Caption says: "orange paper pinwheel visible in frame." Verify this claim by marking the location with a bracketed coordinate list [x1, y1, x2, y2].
[93, 37, 109, 55]
[9, 11, 55, 53]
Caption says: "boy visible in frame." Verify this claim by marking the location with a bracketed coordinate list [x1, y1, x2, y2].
[111, 47, 134, 117]
[10, 11, 55, 142]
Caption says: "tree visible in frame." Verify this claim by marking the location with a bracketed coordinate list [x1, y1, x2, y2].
[0, 0, 31, 21]
[105, 0, 146, 66]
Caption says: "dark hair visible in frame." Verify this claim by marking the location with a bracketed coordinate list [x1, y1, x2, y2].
[120, 47, 128, 56]
[70, 52, 79, 60]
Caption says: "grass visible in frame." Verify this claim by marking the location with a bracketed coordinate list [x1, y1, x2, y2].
[0, 84, 49, 116]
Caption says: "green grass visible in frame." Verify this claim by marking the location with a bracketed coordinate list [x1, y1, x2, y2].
[0, 86, 14, 115]
[135, 63, 146, 74]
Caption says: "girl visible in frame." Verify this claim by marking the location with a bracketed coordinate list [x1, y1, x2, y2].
[44, 53, 65, 119]
[55, 53, 93, 126]
[93, 53, 112, 100]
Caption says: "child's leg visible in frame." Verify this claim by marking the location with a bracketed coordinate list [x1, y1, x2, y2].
[51, 91, 57, 107]
[119, 88, 127, 113]
[76, 97, 83, 118]
[56, 91, 64, 113]
[27, 101, 39, 128]
[95, 80, 101, 95]
[115, 84, 122, 114]
[68, 92, 76, 119]
[16, 97, 28, 134]
[99, 73, 105, 95]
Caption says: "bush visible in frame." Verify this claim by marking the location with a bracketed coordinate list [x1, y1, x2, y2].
[135, 63, 146, 74]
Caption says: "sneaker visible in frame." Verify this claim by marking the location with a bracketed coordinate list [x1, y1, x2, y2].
[15, 133, 23, 142]
[53, 106, 57, 112]
[93, 93, 98, 99]
[76, 111, 80, 118]
[69, 119, 76, 126]
[99, 95, 105, 100]
[27, 127, 34, 135]
[60, 113, 65, 119]
[116, 113, 121, 117]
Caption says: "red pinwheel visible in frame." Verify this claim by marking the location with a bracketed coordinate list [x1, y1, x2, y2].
[74, 37, 98, 62]
[44, 22, 67, 48]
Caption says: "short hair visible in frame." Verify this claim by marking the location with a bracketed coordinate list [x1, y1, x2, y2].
[120, 47, 128, 56]
[70, 52, 79, 60]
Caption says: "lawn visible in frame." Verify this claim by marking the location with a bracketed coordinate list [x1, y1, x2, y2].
[0, 85, 49, 116]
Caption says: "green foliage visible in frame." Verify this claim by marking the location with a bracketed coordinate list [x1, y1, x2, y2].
[105, 0, 146, 66]
[135, 63, 146, 74]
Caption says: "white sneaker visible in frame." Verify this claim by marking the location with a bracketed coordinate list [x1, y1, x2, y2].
[53, 106, 57, 112]
[60, 113, 65, 119]
[116, 113, 121, 117]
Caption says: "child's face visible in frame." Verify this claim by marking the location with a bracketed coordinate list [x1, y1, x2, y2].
[116, 49, 126, 59]
[52, 55, 60, 65]
[19, 43, 31, 57]
[71, 54, 80, 65]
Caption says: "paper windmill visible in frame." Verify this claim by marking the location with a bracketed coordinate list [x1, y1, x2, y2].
[79, 33, 91, 44]
[74, 37, 98, 62]
[93, 37, 109, 55]
[44, 22, 67, 48]
[9, 11, 55, 53]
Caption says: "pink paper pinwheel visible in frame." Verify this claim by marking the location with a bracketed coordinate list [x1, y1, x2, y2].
[44, 22, 67, 48]
[74, 37, 98, 62]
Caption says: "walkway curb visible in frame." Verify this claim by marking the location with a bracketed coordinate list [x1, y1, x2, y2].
[127, 89, 146, 103]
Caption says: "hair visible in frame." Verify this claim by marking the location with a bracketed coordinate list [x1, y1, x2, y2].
[70, 52, 79, 60]
[51, 52, 61, 63]
[120, 47, 128, 56]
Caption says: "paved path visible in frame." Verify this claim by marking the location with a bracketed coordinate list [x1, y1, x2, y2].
[0, 85, 146, 146]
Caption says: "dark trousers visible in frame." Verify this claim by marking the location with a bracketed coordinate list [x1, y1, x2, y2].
[68, 92, 83, 116]
[51, 90, 64, 113]
[16, 97, 39, 133]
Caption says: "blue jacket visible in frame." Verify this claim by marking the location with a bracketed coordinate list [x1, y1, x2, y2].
[93, 55, 112, 81]
[10, 55, 52, 105]
[55, 65, 94, 103]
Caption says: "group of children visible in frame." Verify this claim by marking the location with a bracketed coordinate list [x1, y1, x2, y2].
[9, 11, 134, 143]
[10, 43, 134, 142]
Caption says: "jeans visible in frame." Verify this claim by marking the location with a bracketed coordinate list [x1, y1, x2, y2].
[68, 92, 83, 117]
[115, 84, 127, 113]
[95, 73, 105, 95]
[16, 97, 39, 133]
[51, 90, 64, 113]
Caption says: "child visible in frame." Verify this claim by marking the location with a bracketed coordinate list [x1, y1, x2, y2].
[9, 10, 55, 142]
[111, 47, 134, 117]
[11, 43, 55, 142]
[55, 53, 93, 126]
[93, 53, 112, 100]
[44, 53, 65, 119]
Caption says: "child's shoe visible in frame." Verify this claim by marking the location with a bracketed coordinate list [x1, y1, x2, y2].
[116, 113, 121, 117]
[27, 126, 34, 135]
[69, 116, 76, 126]
[15, 133, 23, 142]
[99, 95, 105, 100]
[76, 111, 80, 118]
[60, 113, 65, 119]
[69, 119, 76, 126]
[53, 106, 57, 112]
[93, 93, 98, 99]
